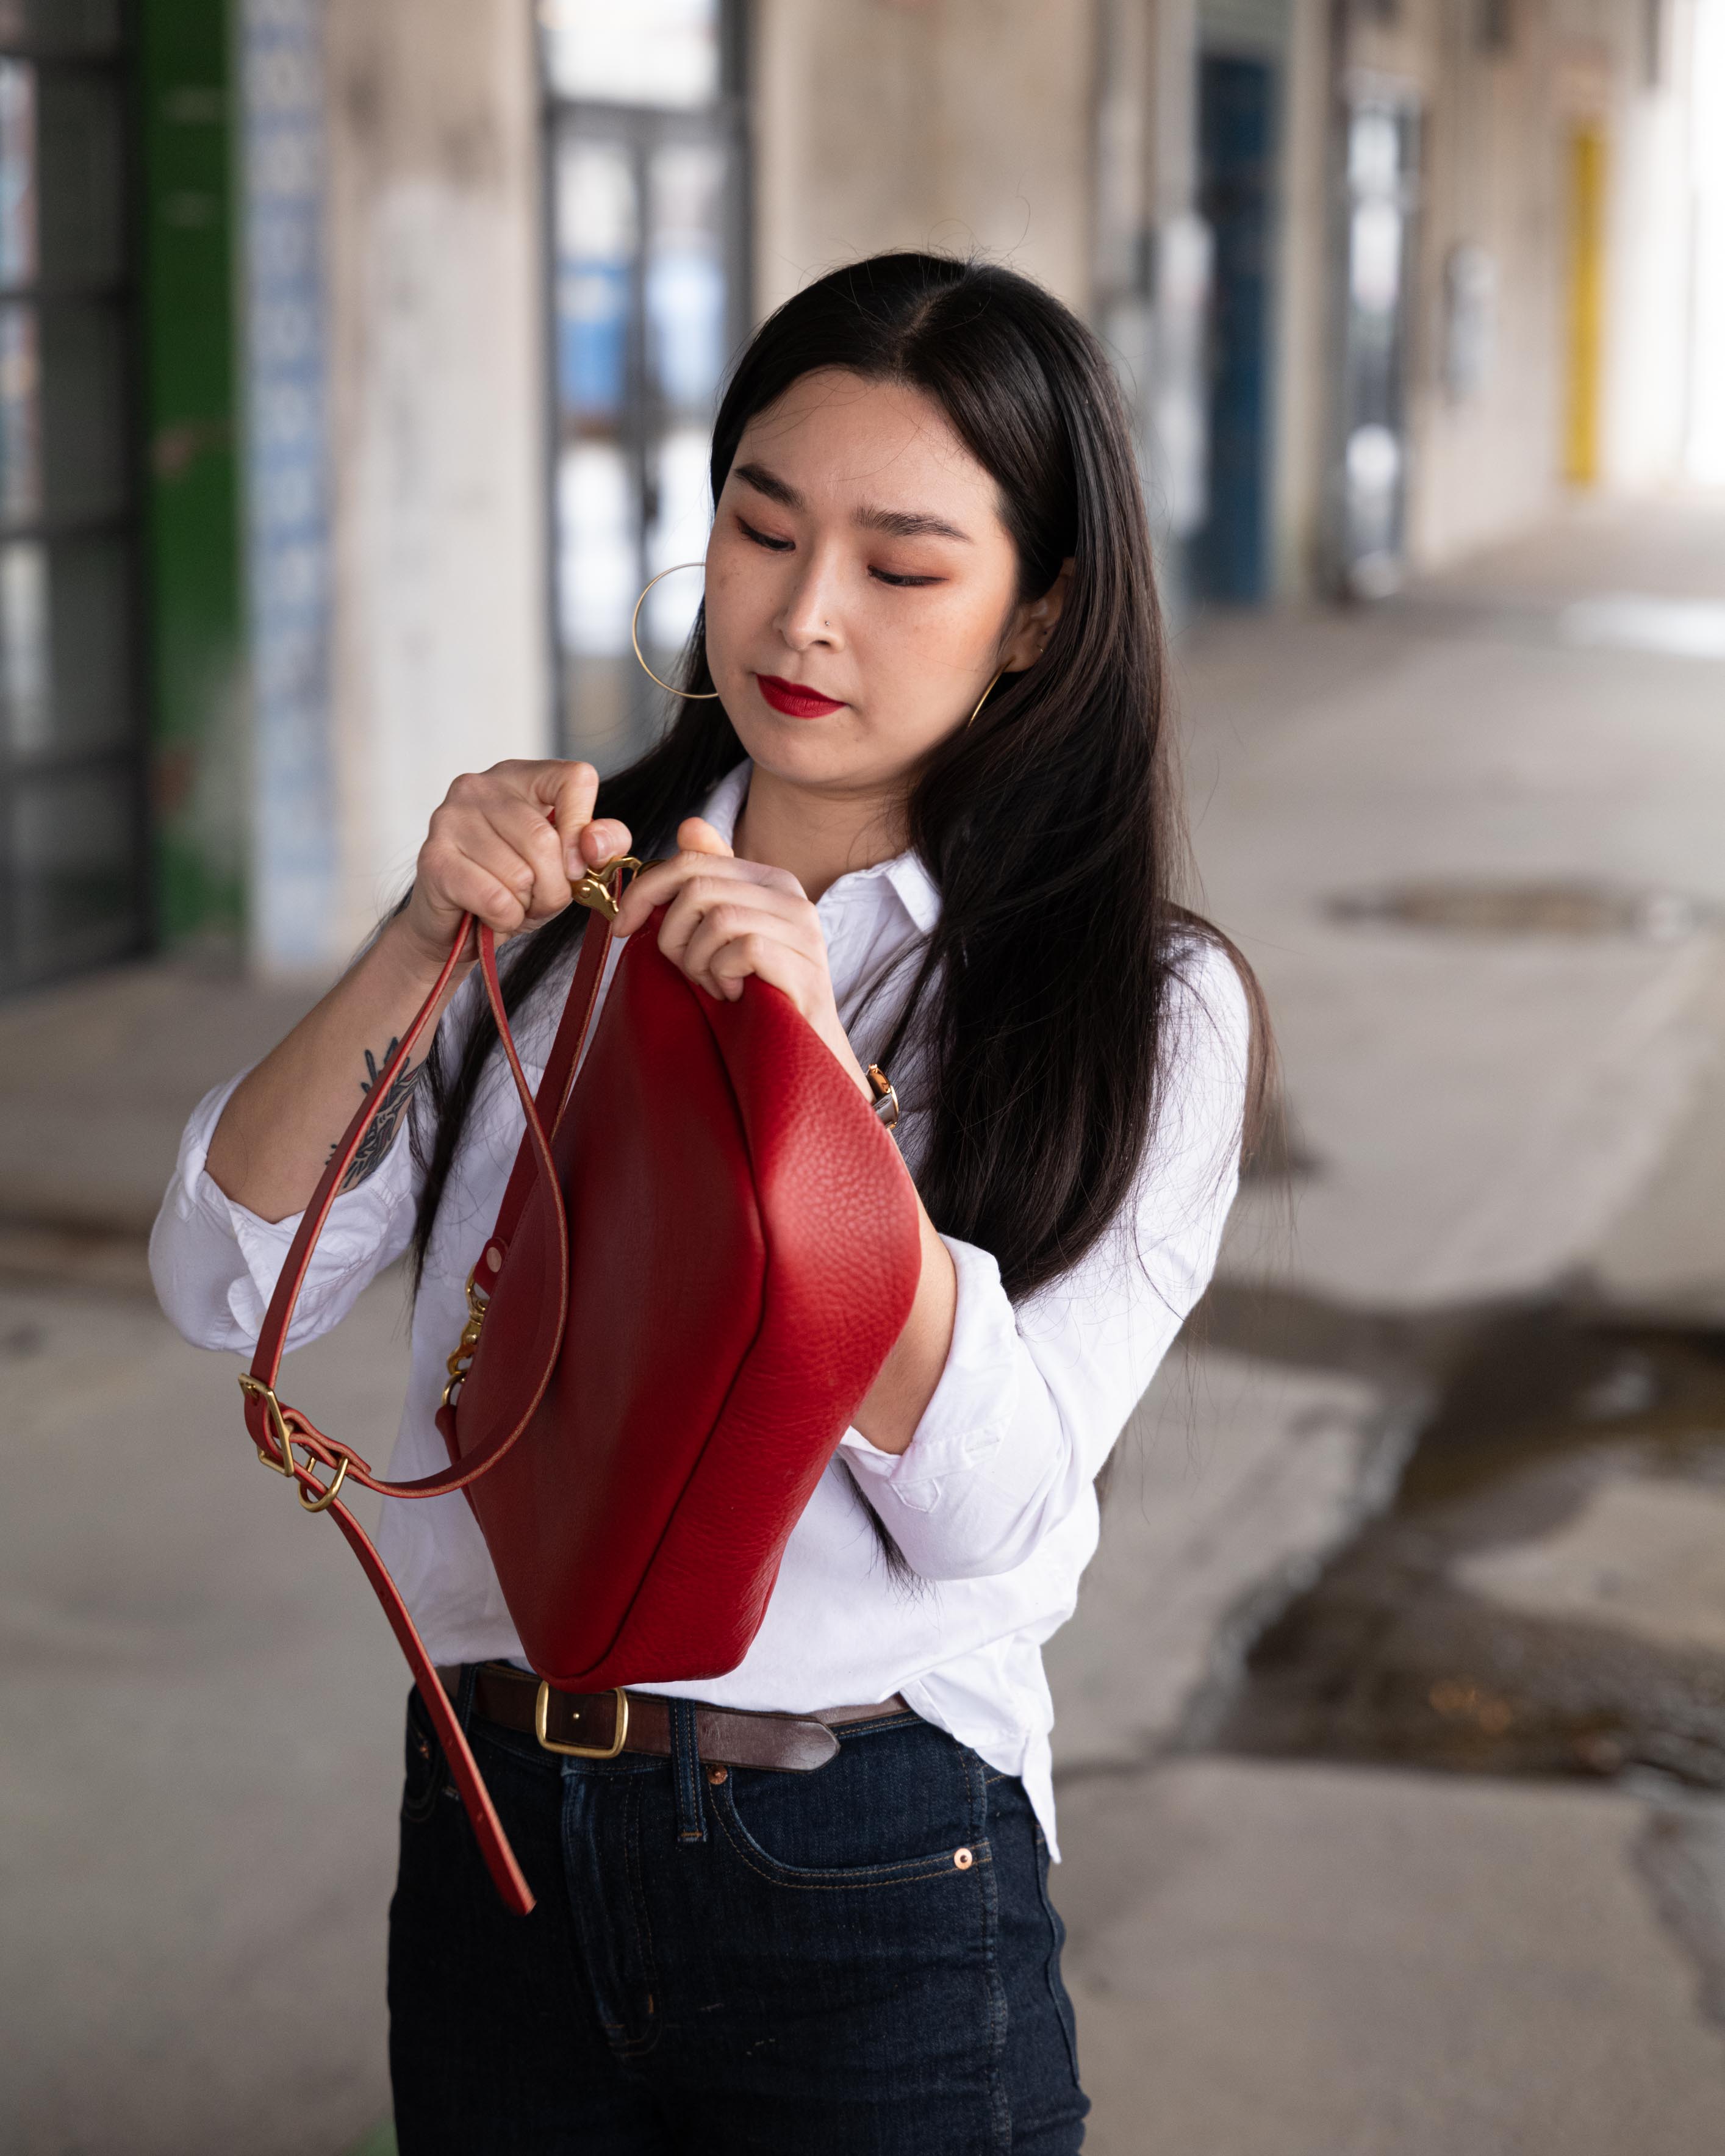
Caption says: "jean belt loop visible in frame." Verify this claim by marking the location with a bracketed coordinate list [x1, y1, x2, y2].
[455, 1661, 481, 1735]
[669, 1699, 706, 1844]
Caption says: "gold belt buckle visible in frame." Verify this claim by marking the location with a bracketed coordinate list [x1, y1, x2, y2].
[535, 1682, 631, 1760]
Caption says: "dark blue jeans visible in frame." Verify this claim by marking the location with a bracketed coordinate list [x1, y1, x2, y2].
[388, 1682, 1089, 2152]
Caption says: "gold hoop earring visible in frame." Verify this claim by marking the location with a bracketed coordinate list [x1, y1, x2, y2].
[631, 562, 723, 699]
[964, 667, 1007, 731]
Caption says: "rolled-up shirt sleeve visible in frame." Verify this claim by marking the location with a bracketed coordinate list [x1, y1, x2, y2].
[839, 939, 1250, 1580]
[149, 1070, 420, 1356]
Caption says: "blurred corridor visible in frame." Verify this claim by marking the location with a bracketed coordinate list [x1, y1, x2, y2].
[2, 0, 1721, 987]
[3, 2, 1725, 2152]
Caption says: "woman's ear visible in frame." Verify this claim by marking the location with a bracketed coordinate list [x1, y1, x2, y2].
[1001, 558, 1075, 672]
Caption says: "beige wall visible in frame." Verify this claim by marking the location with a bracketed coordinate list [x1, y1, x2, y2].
[324, 0, 550, 958]
[1336, 0, 1691, 575]
[1405, 0, 1569, 566]
[751, 0, 1100, 318]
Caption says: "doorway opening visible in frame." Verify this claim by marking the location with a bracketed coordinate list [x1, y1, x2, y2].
[541, 0, 750, 773]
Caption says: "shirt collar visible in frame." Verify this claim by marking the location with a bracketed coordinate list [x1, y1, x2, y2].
[697, 761, 941, 934]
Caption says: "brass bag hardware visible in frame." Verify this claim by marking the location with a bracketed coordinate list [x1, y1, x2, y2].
[238, 1373, 351, 1513]
[568, 854, 647, 922]
[442, 1267, 490, 1408]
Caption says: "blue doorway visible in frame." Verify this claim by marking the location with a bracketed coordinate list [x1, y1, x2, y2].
[1195, 52, 1276, 604]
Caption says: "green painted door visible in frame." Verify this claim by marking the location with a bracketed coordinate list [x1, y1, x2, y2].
[0, 0, 240, 994]
[138, 0, 242, 950]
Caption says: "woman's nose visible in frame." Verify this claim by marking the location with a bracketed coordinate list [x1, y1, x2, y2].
[774, 554, 844, 651]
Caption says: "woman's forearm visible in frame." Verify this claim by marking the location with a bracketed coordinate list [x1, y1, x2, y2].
[849, 1205, 958, 1455]
[205, 913, 470, 1225]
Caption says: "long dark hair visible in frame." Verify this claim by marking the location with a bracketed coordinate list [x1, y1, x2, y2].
[411, 251, 1269, 1300]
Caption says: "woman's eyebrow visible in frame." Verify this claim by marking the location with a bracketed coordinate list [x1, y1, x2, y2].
[734, 461, 802, 509]
[734, 460, 971, 544]
[855, 502, 973, 544]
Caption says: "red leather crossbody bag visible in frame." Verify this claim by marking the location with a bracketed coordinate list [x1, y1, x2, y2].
[237, 860, 922, 1913]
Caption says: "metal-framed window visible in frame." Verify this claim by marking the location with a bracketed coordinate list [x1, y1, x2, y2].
[0, 0, 148, 992]
[539, 0, 750, 771]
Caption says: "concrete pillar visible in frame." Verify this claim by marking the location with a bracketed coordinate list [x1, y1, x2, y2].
[1091, 0, 1208, 598]
[1271, 0, 1333, 597]
[1601, 0, 1696, 487]
[323, 0, 550, 959]
[751, 0, 1099, 318]
[242, 0, 336, 975]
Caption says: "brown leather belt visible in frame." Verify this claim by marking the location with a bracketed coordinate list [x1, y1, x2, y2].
[436, 1662, 909, 1772]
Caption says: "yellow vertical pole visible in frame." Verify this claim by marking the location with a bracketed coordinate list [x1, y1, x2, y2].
[1564, 122, 1607, 486]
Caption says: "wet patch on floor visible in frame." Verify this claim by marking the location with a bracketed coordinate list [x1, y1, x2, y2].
[1205, 1305, 1725, 1791]
[1324, 876, 1715, 941]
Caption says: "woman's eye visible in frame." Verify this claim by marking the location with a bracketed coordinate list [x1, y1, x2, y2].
[870, 567, 942, 589]
[737, 516, 794, 553]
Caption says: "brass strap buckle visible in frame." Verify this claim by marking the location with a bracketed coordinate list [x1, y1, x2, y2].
[238, 1374, 350, 1513]
[441, 1266, 490, 1408]
[535, 1682, 631, 1760]
[568, 853, 645, 923]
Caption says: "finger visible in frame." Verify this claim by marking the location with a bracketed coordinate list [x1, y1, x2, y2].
[706, 929, 811, 1007]
[578, 818, 633, 870]
[418, 828, 534, 938]
[613, 848, 781, 936]
[677, 815, 734, 859]
[657, 876, 811, 975]
[468, 795, 574, 923]
[537, 762, 600, 876]
[678, 898, 805, 992]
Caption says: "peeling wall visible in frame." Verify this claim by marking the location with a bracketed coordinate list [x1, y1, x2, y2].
[324, 0, 549, 954]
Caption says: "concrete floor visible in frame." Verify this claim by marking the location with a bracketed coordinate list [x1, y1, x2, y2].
[4, 493, 1725, 2152]
[1063, 1761, 1725, 2156]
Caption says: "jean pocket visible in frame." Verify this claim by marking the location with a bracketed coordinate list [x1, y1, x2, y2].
[708, 1723, 991, 1890]
[400, 1685, 444, 1826]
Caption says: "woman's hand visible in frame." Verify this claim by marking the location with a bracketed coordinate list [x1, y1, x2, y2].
[397, 759, 634, 977]
[612, 818, 871, 1097]
[207, 760, 632, 1222]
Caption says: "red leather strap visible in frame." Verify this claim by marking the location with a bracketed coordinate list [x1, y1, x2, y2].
[326, 1494, 533, 1913]
[237, 901, 619, 1916]
[247, 918, 474, 1387]
[242, 911, 612, 1503]
[468, 892, 614, 1286]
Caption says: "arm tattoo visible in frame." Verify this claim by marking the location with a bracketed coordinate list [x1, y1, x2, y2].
[333, 1039, 424, 1191]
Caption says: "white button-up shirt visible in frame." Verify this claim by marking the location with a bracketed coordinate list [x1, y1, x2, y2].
[151, 762, 1249, 1854]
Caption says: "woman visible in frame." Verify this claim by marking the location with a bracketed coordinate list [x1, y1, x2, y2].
[152, 252, 1263, 2152]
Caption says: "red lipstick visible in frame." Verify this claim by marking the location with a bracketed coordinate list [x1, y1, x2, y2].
[756, 674, 845, 719]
